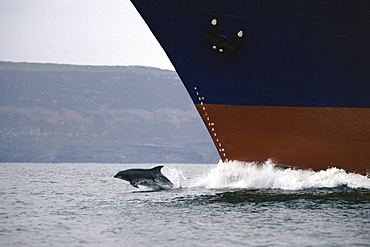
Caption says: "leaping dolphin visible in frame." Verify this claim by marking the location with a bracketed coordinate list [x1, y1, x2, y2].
[114, 165, 174, 190]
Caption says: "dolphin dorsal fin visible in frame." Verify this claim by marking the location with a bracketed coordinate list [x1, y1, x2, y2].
[149, 165, 164, 173]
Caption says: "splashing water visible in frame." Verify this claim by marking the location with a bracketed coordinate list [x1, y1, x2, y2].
[191, 160, 370, 190]
[162, 166, 186, 188]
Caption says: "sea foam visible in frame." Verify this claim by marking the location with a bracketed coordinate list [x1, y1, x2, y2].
[191, 160, 370, 190]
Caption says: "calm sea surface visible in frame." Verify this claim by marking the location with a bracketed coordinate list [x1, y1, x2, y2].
[1, 162, 369, 246]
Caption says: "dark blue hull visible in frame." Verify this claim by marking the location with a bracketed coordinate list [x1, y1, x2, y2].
[131, 0, 369, 108]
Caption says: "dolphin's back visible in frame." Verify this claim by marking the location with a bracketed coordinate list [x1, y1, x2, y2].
[116, 169, 154, 180]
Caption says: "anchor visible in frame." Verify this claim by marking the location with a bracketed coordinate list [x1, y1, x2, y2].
[204, 18, 243, 54]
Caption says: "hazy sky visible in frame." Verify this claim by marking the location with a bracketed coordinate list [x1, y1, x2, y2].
[0, 0, 174, 70]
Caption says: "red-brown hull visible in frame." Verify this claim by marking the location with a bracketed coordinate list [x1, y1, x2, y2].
[196, 104, 370, 175]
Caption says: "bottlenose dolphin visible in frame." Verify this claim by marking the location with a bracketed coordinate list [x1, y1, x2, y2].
[114, 165, 173, 190]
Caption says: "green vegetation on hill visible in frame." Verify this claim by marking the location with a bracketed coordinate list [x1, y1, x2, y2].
[0, 62, 218, 163]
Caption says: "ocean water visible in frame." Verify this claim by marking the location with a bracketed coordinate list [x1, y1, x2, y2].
[1, 161, 369, 246]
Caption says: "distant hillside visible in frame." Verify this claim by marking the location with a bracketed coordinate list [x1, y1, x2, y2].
[0, 62, 218, 163]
